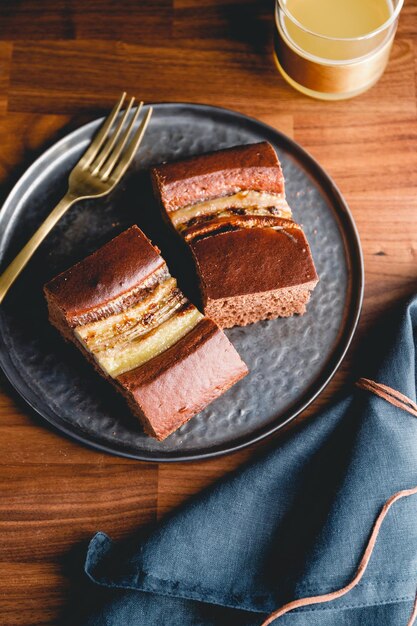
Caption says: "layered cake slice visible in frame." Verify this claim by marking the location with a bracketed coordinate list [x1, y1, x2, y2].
[151, 142, 318, 328]
[44, 226, 248, 440]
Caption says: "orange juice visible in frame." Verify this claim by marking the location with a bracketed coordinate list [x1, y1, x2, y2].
[283, 0, 392, 60]
[274, 0, 399, 99]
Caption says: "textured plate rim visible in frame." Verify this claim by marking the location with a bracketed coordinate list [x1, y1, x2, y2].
[0, 102, 364, 463]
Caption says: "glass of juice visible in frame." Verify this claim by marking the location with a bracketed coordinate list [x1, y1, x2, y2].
[274, 0, 404, 100]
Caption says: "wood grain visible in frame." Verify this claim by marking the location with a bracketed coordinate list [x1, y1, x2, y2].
[0, 563, 66, 626]
[8, 38, 416, 116]
[0, 1, 417, 624]
[0, 1, 172, 43]
[0, 113, 71, 188]
[0, 463, 157, 556]
[0, 42, 12, 115]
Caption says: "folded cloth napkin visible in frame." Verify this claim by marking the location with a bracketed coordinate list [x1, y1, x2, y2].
[76, 296, 417, 626]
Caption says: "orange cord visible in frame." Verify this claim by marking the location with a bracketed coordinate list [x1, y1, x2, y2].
[356, 378, 417, 418]
[407, 589, 417, 626]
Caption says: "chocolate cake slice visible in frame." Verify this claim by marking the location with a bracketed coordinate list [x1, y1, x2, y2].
[151, 142, 318, 328]
[44, 226, 248, 440]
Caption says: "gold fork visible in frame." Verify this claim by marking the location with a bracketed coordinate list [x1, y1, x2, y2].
[0, 93, 153, 304]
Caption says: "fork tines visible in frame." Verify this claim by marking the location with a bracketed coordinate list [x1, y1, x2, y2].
[81, 93, 153, 182]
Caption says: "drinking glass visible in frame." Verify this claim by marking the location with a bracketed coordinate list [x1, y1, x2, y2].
[274, 0, 404, 100]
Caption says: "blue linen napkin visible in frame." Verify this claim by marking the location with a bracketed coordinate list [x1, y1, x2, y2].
[78, 296, 417, 625]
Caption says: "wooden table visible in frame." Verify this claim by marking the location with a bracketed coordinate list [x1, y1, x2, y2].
[0, 2, 416, 624]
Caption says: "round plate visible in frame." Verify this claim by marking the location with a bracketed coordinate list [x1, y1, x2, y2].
[0, 103, 363, 462]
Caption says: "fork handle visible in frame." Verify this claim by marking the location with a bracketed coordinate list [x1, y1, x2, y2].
[0, 192, 76, 304]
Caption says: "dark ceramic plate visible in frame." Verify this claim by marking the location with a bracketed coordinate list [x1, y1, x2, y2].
[0, 103, 363, 461]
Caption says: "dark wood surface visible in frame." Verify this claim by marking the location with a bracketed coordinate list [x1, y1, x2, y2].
[0, 2, 417, 624]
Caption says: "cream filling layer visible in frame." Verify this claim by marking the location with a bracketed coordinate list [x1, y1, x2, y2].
[74, 276, 204, 378]
[171, 191, 292, 229]
[85, 306, 203, 378]
[75, 278, 181, 353]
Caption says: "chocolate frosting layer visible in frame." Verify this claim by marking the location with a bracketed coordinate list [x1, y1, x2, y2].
[117, 318, 248, 440]
[44, 226, 165, 324]
[190, 227, 319, 301]
[151, 142, 285, 212]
